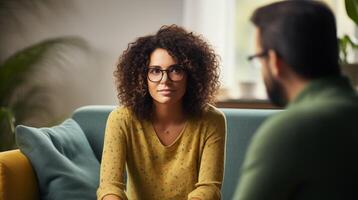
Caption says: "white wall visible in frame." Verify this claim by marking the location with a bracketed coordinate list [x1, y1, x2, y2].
[0, 0, 183, 123]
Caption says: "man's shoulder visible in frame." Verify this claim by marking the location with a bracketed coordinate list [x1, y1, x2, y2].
[260, 98, 358, 137]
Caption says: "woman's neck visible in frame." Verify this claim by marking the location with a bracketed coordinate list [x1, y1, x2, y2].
[152, 102, 185, 124]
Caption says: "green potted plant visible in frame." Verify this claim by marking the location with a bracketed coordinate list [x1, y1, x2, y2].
[0, 37, 88, 151]
[339, 0, 358, 89]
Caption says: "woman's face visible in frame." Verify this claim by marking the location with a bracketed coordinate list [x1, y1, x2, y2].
[147, 48, 187, 106]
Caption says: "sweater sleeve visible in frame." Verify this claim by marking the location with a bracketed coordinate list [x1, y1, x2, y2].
[188, 112, 226, 200]
[234, 114, 303, 200]
[97, 109, 128, 200]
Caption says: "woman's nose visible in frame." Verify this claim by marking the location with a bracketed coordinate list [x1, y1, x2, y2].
[160, 71, 170, 83]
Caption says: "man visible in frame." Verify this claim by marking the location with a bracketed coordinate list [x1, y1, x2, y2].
[234, 1, 358, 200]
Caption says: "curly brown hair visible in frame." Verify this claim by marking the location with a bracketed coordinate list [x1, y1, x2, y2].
[115, 25, 220, 120]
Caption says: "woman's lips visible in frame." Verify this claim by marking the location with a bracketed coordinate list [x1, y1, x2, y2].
[157, 89, 175, 95]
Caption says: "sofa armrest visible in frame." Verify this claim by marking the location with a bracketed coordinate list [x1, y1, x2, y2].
[0, 149, 39, 200]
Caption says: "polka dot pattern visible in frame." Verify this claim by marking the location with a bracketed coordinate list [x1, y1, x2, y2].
[97, 105, 226, 200]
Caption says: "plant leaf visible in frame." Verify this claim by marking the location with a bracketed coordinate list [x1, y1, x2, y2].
[0, 107, 16, 151]
[345, 0, 358, 25]
[10, 86, 53, 125]
[0, 107, 15, 133]
[0, 36, 88, 106]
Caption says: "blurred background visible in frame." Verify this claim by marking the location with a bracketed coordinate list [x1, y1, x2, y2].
[0, 0, 357, 150]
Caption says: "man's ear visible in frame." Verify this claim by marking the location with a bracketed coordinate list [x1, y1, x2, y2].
[267, 49, 284, 78]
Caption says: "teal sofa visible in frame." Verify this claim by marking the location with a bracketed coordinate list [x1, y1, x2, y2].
[0, 105, 279, 200]
[73, 106, 279, 199]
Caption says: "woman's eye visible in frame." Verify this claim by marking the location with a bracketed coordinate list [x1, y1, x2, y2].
[149, 68, 161, 74]
[170, 66, 183, 74]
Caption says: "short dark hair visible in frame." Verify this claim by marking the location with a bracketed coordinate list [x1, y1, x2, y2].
[114, 25, 220, 120]
[251, 0, 340, 79]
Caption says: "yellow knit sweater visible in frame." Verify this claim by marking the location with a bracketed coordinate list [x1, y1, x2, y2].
[97, 105, 226, 200]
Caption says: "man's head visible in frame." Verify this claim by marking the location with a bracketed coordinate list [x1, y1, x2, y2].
[250, 1, 341, 106]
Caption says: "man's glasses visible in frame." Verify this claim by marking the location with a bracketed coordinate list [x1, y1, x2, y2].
[247, 51, 268, 68]
[147, 64, 186, 83]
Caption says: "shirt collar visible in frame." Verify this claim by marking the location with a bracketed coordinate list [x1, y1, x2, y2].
[288, 75, 355, 108]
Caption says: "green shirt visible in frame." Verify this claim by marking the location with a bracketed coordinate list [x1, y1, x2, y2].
[97, 105, 226, 200]
[235, 76, 358, 200]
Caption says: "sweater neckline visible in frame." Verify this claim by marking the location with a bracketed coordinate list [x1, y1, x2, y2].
[145, 119, 190, 148]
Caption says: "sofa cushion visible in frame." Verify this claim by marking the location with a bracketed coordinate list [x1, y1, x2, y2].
[15, 119, 99, 200]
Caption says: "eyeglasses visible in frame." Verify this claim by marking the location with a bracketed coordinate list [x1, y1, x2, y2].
[247, 51, 268, 68]
[146, 64, 186, 82]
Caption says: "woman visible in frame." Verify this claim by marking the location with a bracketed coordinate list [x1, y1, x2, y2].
[97, 25, 226, 200]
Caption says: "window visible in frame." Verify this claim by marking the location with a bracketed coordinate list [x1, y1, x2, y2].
[183, 0, 357, 101]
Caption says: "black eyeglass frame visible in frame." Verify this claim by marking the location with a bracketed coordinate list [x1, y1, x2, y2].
[247, 50, 268, 61]
[146, 64, 186, 83]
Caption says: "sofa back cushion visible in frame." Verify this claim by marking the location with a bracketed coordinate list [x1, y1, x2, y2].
[72, 105, 115, 161]
[71, 106, 279, 199]
[221, 108, 280, 200]
[15, 119, 100, 200]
